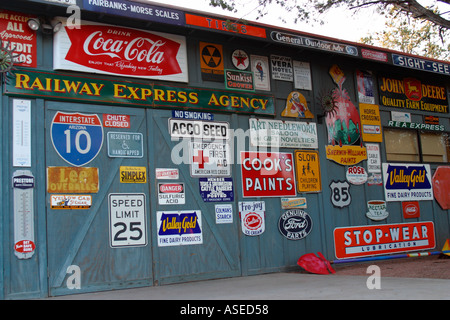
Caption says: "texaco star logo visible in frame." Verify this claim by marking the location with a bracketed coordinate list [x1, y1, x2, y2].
[231, 49, 249, 70]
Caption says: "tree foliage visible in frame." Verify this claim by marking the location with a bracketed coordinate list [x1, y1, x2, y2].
[209, 0, 450, 30]
[360, 8, 450, 60]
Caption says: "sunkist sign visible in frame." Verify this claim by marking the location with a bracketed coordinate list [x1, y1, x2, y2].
[6, 69, 275, 115]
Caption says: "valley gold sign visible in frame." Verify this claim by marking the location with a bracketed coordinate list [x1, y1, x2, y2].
[6, 69, 275, 115]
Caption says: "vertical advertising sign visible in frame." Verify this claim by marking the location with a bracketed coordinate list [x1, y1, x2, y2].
[239, 201, 265, 236]
[13, 170, 35, 259]
[294, 150, 321, 193]
[108, 193, 147, 248]
[359, 103, 382, 142]
[0, 9, 37, 68]
[200, 42, 224, 82]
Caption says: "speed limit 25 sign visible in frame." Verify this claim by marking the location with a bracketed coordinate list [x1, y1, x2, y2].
[51, 112, 103, 166]
[108, 193, 147, 248]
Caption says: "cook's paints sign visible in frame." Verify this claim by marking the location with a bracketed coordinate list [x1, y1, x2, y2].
[382, 163, 433, 201]
[240, 151, 295, 197]
[334, 222, 435, 259]
[54, 19, 188, 82]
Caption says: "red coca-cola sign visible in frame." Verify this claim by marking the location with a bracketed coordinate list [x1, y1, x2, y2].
[55, 22, 187, 81]
[402, 201, 420, 218]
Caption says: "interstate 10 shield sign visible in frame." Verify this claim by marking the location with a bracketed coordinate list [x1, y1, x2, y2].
[51, 112, 103, 167]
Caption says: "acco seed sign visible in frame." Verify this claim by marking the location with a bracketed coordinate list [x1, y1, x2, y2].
[54, 20, 188, 82]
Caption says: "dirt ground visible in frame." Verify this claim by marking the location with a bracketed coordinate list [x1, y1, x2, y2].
[331, 254, 450, 279]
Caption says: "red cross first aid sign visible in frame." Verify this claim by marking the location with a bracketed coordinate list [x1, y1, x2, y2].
[190, 141, 231, 177]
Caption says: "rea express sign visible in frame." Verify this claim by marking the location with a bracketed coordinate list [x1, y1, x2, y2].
[240, 151, 295, 197]
[54, 20, 188, 82]
[334, 221, 435, 259]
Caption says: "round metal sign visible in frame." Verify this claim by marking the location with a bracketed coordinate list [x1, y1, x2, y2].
[278, 209, 312, 240]
[231, 49, 249, 70]
[51, 111, 103, 167]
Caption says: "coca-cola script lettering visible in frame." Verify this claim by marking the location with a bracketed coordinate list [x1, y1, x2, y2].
[55, 22, 187, 81]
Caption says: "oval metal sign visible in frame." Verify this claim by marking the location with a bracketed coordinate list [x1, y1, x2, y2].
[278, 209, 312, 240]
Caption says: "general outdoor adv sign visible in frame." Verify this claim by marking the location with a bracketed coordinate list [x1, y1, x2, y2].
[325, 145, 367, 165]
[50, 195, 92, 209]
[378, 76, 448, 114]
[156, 211, 203, 247]
[240, 151, 296, 198]
[382, 163, 433, 202]
[169, 119, 230, 140]
[334, 221, 436, 259]
[54, 19, 188, 82]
